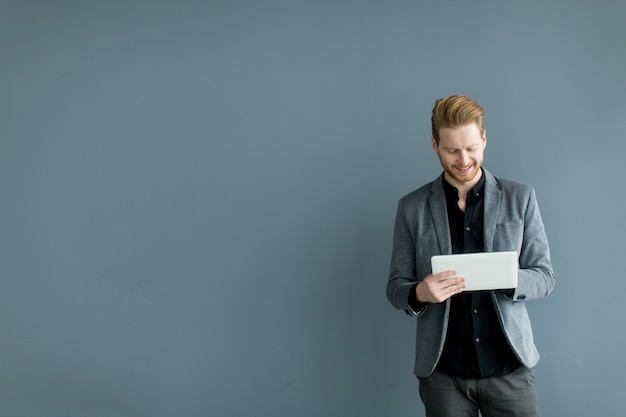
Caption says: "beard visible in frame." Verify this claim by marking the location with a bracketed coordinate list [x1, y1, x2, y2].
[441, 159, 483, 185]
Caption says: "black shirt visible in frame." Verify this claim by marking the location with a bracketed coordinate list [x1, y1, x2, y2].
[435, 172, 521, 379]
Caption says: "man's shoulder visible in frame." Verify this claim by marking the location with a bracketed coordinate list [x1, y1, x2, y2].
[398, 176, 441, 204]
[486, 170, 534, 193]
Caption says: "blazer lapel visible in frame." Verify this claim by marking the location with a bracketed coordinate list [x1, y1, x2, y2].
[429, 175, 452, 255]
[483, 170, 502, 252]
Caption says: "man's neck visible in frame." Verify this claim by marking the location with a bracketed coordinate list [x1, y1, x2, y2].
[445, 174, 481, 196]
[444, 170, 483, 212]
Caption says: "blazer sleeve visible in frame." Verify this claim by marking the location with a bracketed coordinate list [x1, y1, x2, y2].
[386, 200, 424, 316]
[512, 187, 556, 301]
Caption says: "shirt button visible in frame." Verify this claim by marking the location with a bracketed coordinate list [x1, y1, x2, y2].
[473, 309, 478, 314]
[475, 338, 480, 343]
[465, 226, 471, 231]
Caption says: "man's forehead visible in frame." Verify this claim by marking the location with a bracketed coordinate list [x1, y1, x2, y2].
[439, 123, 482, 134]
[438, 125, 485, 144]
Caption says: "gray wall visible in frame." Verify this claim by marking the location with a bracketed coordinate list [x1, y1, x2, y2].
[1, 1, 624, 416]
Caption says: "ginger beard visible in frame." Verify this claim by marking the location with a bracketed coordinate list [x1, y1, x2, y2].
[439, 153, 483, 185]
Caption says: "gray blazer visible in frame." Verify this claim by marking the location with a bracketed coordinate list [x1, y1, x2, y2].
[387, 169, 555, 378]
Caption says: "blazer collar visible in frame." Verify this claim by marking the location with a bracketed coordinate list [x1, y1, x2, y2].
[482, 169, 502, 252]
[428, 173, 451, 254]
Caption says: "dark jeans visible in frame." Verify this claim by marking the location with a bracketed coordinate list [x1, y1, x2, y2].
[418, 367, 541, 417]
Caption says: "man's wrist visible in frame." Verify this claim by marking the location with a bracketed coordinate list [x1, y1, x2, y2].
[409, 283, 428, 310]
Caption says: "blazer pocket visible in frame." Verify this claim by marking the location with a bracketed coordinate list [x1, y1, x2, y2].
[496, 220, 523, 229]
[494, 220, 523, 252]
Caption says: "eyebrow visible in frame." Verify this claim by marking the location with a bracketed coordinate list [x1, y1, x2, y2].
[443, 144, 480, 151]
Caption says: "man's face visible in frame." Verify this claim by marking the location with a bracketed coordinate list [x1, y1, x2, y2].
[432, 124, 486, 188]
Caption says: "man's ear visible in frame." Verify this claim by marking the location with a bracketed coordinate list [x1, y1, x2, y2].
[431, 136, 438, 153]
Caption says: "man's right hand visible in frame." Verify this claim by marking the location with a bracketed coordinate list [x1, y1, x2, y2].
[415, 270, 466, 303]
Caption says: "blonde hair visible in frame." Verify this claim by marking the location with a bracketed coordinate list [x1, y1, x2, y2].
[431, 95, 485, 144]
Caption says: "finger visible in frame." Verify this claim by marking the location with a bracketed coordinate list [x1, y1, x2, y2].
[435, 269, 457, 279]
[440, 277, 466, 295]
[443, 276, 466, 286]
[447, 279, 466, 294]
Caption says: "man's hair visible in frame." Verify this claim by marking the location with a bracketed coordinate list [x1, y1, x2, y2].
[431, 95, 485, 144]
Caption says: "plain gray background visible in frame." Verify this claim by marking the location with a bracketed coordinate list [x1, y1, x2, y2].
[1, 1, 625, 416]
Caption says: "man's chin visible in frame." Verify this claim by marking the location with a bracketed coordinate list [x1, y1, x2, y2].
[446, 166, 480, 184]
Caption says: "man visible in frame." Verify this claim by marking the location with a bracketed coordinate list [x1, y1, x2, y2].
[386, 95, 555, 417]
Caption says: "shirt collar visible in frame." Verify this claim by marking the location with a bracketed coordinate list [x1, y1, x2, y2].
[442, 168, 486, 199]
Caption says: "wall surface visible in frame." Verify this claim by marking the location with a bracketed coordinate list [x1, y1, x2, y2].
[1, 1, 625, 416]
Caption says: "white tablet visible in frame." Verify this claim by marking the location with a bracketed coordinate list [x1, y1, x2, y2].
[430, 251, 518, 291]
